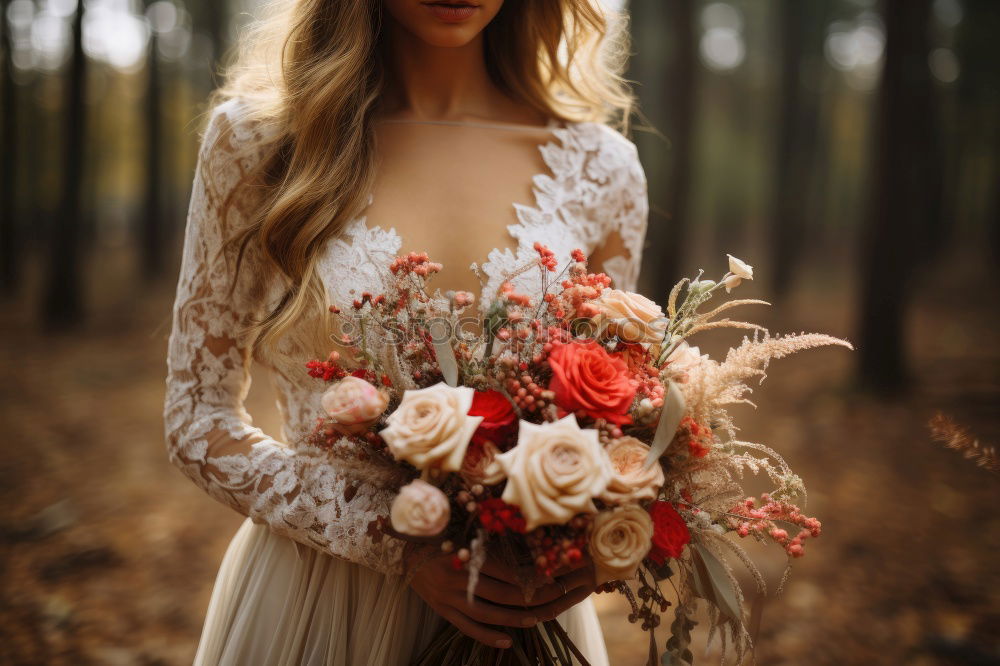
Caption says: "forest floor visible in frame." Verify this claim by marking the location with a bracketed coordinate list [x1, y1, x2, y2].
[0, 249, 997, 666]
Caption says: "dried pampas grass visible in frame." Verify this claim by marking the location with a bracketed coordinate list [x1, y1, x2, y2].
[929, 411, 999, 474]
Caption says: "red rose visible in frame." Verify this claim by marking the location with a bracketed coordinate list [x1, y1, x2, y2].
[468, 390, 517, 448]
[647, 501, 691, 564]
[547, 340, 636, 425]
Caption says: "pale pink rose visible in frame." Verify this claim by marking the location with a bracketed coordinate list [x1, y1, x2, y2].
[496, 415, 612, 530]
[381, 383, 483, 472]
[594, 289, 667, 345]
[390, 480, 450, 537]
[600, 437, 665, 504]
[460, 441, 506, 485]
[589, 505, 654, 584]
[321, 376, 388, 434]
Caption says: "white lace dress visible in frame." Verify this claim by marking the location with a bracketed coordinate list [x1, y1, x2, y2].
[164, 98, 649, 666]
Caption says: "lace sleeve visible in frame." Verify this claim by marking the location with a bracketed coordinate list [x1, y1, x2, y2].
[163, 101, 406, 576]
[590, 125, 649, 293]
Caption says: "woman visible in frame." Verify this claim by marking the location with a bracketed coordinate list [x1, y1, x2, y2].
[164, 0, 648, 663]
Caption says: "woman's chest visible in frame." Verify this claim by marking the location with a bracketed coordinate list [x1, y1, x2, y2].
[315, 123, 607, 311]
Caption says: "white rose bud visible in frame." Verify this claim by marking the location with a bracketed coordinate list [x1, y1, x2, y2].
[390, 480, 451, 537]
[690, 279, 716, 294]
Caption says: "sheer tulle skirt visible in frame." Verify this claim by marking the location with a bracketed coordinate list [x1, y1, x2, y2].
[195, 519, 610, 666]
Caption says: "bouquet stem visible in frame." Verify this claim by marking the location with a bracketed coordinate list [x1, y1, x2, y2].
[412, 620, 592, 666]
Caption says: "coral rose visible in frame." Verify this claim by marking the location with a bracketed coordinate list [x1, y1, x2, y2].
[390, 480, 450, 537]
[594, 289, 668, 346]
[548, 340, 636, 426]
[647, 501, 691, 564]
[589, 505, 654, 584]
[496, 415, 613, 530]
[599, 437, 666, 504]
[320, 376, 388, 434]
[380, 383, 482, 472]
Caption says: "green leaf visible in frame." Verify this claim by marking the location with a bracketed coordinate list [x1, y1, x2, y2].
[661, 651, 692, 666]
[692, 543, 743, 623]
[431, 335, 459, 387]
[644, 379, 686, 469]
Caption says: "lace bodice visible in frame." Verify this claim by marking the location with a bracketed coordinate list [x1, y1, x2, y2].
[163, 99, 650, 576]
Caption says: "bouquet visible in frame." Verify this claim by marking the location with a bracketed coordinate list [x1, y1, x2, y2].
[305, 244, 852, 665]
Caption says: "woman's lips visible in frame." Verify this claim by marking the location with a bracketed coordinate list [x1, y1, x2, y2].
[421, 2, 480, 23]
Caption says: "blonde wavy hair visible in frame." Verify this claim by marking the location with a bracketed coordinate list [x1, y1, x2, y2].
[212, 0, 634, 360]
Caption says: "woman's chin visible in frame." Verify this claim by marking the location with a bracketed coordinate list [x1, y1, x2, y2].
[386, 0, 503, 49]
[403, 24, 489, 49]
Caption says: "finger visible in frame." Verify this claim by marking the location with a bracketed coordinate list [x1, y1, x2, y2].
[472, 575, 566, 608]
[526, 584, 594, 623]
[550, 552, 594, 577]
[555, 562, 597, 592]
[438, 605, 513, 649]
[460, 597, 542, 628]
[479, 557, 524, 585]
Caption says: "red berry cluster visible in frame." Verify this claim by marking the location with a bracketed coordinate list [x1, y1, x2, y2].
[526, 519, 590, 578]
[544, 261, 610, 320]
[306, 351, 348, 382]
[352, 291, 387, 310]
[390, 252, 443, 277]
[500, 281, 532, 307]
[503, 370, 554, 415]
[729, 493, 822, 558]
[533, 242, 558, 271]
[477, 498, 527, 535]
[678, 416, 712, 458]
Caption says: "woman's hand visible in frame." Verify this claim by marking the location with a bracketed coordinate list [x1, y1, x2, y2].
[405, 546, 597, 649]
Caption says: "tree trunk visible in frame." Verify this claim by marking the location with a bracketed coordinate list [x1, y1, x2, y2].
[43, 3, 86, 328]
[650, 0, 697, 297]
[769, 0, 836, 296]
[857, 0, 935, 393]
[205, 2, 228, 79]
[0, 0, 18, 295]
[141, 26, 164, 281]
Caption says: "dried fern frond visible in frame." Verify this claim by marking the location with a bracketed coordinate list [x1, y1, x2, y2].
[694, 299, 771, 326]
[667, 277, 689, 318]
[929, 411, 1000, 474]
[684, 320, 767, 337]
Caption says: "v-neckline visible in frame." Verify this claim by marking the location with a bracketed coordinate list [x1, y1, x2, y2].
[350, 120, 588, 310]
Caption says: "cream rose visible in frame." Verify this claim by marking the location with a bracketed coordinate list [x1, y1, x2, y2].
[390, 480, 451, 537]
[594, 289, 668, 345]
[321, 376, 389, 434]
[496, 415, 613, 530]
[665, 340, 707, 382]
[589, 505, 654, 584]
[600, 437, 665, 504]
[380, 383, 483, 472]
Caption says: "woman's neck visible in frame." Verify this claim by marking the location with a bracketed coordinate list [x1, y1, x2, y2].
[382, 22, 543, 125]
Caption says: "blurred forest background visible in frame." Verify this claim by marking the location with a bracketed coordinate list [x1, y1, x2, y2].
[1, 0, 998, 664]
